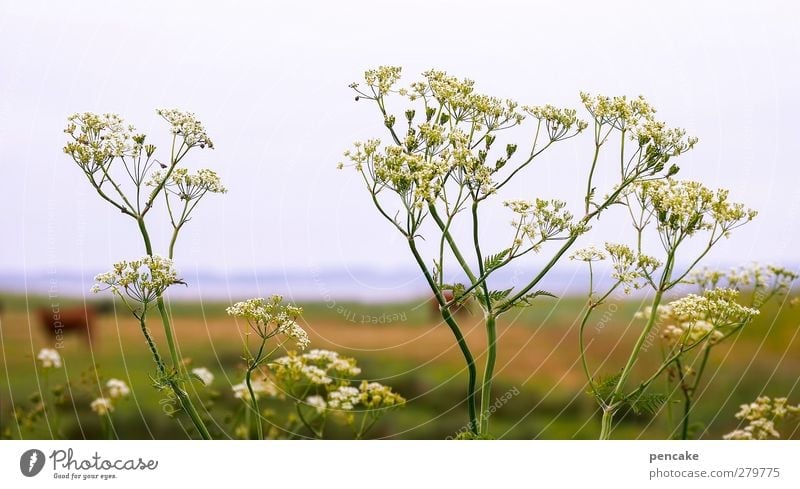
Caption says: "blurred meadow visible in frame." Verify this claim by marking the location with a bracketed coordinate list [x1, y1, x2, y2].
[2, 291, 798, 440]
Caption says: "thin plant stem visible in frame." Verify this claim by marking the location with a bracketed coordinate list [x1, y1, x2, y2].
[478, 314, 497, 435]
[408, 237, 478, 433]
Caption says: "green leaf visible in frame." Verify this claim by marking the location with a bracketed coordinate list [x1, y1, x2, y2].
[514, 290, 557, 307]
[589, 373, 622, 404]
[627, 392, 667, 416]
[488, 288, 513, 303]
[483, 249, 511, 272]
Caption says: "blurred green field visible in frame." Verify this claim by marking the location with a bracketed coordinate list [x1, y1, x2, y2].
[1, 292, 799, 440]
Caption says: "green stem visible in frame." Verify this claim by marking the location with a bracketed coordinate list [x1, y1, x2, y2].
[245, 369, 263, 440]
[478, 314, 497, 435]
[584, 143, 601, 214]
[679, 347, 711, 440]
[245, 341, 266, 440]
[678, 364, 691, 440]
[136, 216, 212, 440]
[599, 407, 615, 440]
[138, 315, 166, 376]
[611, 288, 664, 402]
[427, 204, 478, 283]
[408, 238, 478, 433]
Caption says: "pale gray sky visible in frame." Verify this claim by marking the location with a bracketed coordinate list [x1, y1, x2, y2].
[1, 0, 799, 285]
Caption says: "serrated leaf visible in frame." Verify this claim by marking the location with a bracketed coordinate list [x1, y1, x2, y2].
[483, 249, 510, 272]
[514, 290, 558, 307]
[627, 392, 667, 416]
[488, 288, 513, 302]
[589, 373, 622, 404]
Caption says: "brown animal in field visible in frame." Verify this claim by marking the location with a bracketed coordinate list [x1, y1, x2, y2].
[35, 302, 113, 347]
[429, 289, 470, 321]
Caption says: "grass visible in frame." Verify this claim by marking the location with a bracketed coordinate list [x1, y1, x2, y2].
[1, 292, 799, 440]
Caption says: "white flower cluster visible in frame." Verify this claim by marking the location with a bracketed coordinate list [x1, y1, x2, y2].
[231, 378, 279, 401]
[580, 92, 697, 176]
[639, 179, 757, 239]
[327, 385, 361, 410]
[669, 289, 759, 326]
[604, 243, 661, 293]
[92, 255, 180, 304]
[504, 198, 576, 248]
[305, 395, 327, 414]
[363, 66, 402, 96]
[688, 265, 797, 307]
[523, 104, 587, 141]
[637, 288, 759, 347]
[191, 367, 215, 386]
[90, 397, 114, 416]
[325, 382, 406, 412]
[156, 108, 213, 149]
[106, 378, 131, 399]
[570, 245, 606, 262]
[272, 349, 361, 388]
[226, 296, 308, 350]
[63, 112, 138, 171]
[374, 145, 449, 209]
[148, 167, 227, 199]
[580, 93, 656, 130]
[37, 348, 62, 369]
[90, 378, 130, 417]
[570, 243, 660, 293]
[723, 396, 800, 440]
[272, 350, 405, 415]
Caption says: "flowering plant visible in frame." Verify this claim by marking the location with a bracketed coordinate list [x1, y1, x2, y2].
[341, 67, 699, 438]
[65, 109, 405, 440]
[66, 109, 223, 438]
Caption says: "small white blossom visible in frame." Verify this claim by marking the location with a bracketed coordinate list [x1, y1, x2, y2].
[227, 296, 308, 350]
[191, 367, 214, 386]
[305, 395, 327, 414]
[63, 112, 138, 171]
[505, 198, 576, 248]
[93, 255, 180, 303]
[147, 167, 227, 199]
[156, 108, 213, 149]
[37, 348, 62, 369]
[603, 243, 660, 293]
[569, 246, 606, 262]
[639, 288, 759, 347]
[327, 386, 361, 411]
[106, 379, 130, 399]
[723, 396, 800, 440]
[272, 349, 361, 390]
[90, 397, 114, 416]
[232, 378, 278, 401]
[639, 179, 756, 239]
[688, 265, 797, 307]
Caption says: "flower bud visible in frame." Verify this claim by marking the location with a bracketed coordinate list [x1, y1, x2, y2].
[506, 143, 517, 158]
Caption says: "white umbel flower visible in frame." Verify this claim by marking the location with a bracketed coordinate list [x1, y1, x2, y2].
[37, 348, 62, 369]
[90, 397, 114, 416]
[106, 379, 130, 399]
[156, 108, 213, 149]
[92, 255, 180, 303]
[305, 395, 327, 414]
[232, 378, 277, 401]
[227, 296, 308, 350]
[724, 396, 800, 440]
[327, 386, 361, 410]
